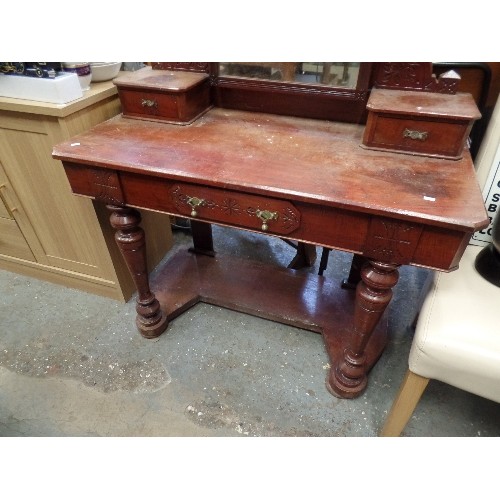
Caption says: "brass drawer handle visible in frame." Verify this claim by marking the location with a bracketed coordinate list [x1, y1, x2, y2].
[141, 98, 158, 108]
[255, 209, 278, 231]
[186, 196, 205, 217]
[403, 128, 428, 141]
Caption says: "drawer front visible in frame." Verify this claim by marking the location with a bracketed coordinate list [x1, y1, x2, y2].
[118, 82, 211, 124]
[0, 217, 35, 261]
[170, 183, 301, 235]
[119, 88, 180, 121]
[363, 113, 470, 159]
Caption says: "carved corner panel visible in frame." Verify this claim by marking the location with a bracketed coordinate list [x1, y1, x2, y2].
[371, 62, 460, 94]
[170, 184, 300, 235]
[362, 218, 423, 264]
[87, 169, 125, 205]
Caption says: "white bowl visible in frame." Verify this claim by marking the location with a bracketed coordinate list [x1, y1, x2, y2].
[90, 62, 122, 82]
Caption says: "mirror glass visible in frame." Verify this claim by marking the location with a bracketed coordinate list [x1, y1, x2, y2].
[218, 62, 360, 88]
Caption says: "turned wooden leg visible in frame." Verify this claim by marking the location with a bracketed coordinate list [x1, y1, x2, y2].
[327, 260, 400, 398]
[108, 205, 168, 339]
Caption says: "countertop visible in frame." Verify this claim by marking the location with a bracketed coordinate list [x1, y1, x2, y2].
[0, 72, 126, 117]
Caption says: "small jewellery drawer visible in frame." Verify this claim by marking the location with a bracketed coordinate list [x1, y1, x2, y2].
[170, 183, 301, 235]
[114, 67, 211, 125]
[119, 89, 181, 120]
[362, 88, 481, 160]
[363, 114, 471, 159]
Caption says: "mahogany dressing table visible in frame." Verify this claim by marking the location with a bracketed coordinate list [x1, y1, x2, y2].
[52, 104, 488, 399]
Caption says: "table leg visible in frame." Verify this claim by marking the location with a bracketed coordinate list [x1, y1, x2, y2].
[327, 259, 400, 398]
[189, 220, 215, 256]
[287, 242, 317, 269]
[108, 205, 168, 338]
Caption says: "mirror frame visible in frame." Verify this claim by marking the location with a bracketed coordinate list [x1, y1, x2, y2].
[210, 62, 373, 123]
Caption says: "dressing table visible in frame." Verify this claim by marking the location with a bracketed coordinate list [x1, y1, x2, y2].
[52, 63, 489, 399]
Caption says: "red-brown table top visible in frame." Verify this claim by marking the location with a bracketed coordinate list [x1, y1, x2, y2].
[52, 107, 488, 232]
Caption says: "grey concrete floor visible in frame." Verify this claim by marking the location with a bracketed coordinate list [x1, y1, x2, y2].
[1, 223, 499, 438]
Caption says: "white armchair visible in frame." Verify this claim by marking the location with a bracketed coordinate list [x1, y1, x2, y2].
[380, 244, 500, 436]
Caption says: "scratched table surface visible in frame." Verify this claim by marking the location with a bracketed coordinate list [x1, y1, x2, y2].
[53, 107, 488, 233]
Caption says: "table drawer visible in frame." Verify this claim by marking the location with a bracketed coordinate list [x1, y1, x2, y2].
[170, 183, 301, 235]
[0, 216, 35, 261]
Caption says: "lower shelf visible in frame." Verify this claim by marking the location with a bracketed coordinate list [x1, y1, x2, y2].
[149, 246, 389, 395]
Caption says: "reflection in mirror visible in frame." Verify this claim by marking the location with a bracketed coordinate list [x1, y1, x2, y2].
[219, 63, 360, 88]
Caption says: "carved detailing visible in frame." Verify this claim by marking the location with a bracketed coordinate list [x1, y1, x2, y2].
[328, 260, 400, 398]
[221, 197, 241, 215]
[151, 62, 210, 73]
[372, 62, 459, 94]
[170, 184, 300, 235]
[276, 206, 301, 231]
[88, 169, 125, 205]
[363, 218, 423, 264]
[108, 205, 168, 338]
[423, 69, 461, 94]
[375, 63, 425, 89]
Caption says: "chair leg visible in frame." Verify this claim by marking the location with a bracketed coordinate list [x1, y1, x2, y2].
[380, 370, 430, 437]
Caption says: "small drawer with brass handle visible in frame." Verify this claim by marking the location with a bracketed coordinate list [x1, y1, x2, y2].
[114, 67, 212, 125]
[362, 88, 481, 160]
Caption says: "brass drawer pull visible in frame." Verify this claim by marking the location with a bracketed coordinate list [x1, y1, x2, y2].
[255, 209, 278, 231]
[141, 98, 158, 108]
[186, 196, 205, 217]
[403, 128, 428, 141]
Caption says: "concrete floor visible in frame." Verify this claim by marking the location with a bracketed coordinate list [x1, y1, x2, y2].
[1, 224, 499, 437]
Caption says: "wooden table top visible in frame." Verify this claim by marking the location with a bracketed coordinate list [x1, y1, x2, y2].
[52, 107, 488, 232]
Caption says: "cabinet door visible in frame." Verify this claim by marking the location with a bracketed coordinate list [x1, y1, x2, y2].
[0, 108, 118, 279]
[0, 191, 10, 219]
[0, 172, 35, 262]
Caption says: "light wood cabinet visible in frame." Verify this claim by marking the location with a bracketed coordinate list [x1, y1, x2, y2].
[0, 78, 173, 301]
